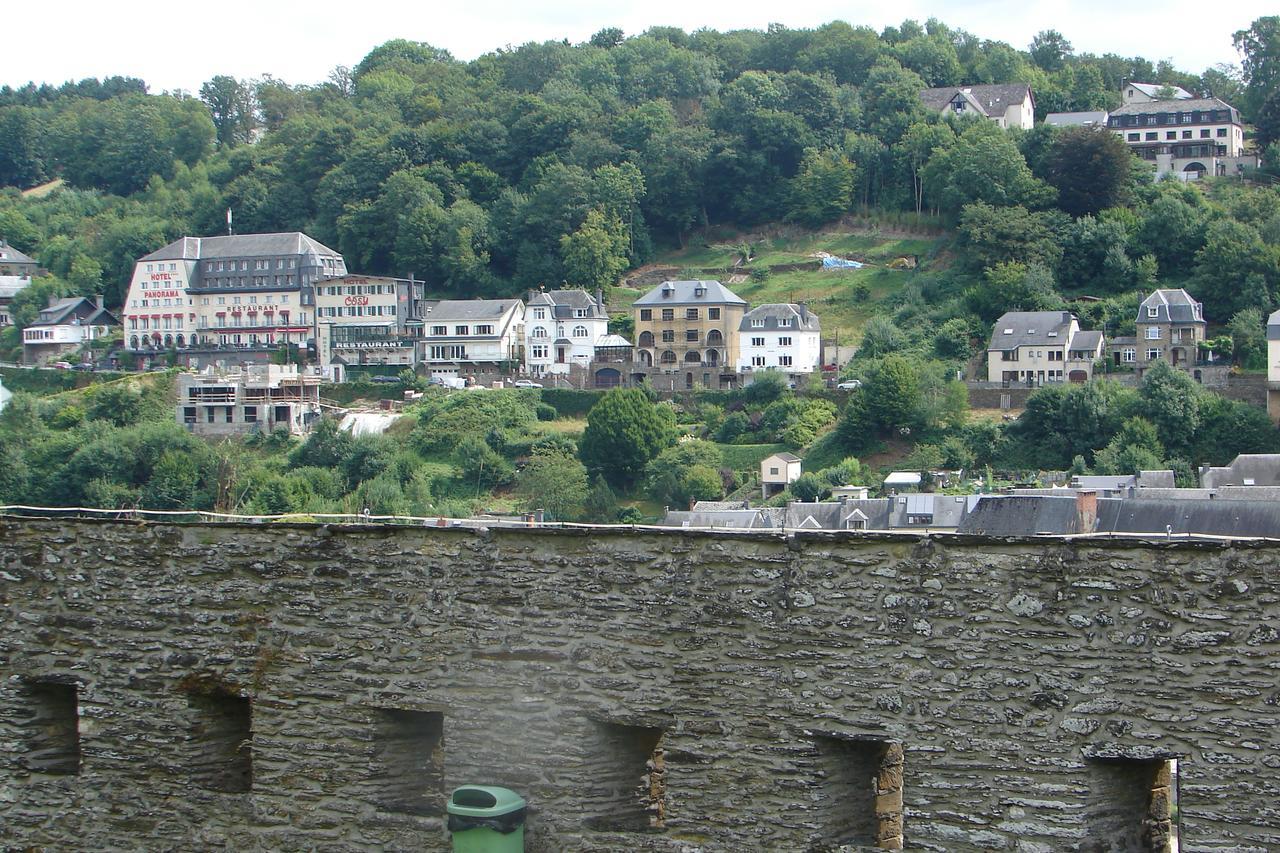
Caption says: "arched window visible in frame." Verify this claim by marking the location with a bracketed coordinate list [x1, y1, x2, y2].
[532, 326, 547, 339]
[706, 329, 724, 345]
[684, 350, 701, 363]
[176, 335, 185, 348]
[129, 335, 139, 349]
[660, 350, 677, 364]
[638, 331, 654, 347]
[163, 334, 173, 347]
[573, 325, 588, 338]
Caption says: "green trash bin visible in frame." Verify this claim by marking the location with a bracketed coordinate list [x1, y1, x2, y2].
[447, 786, 526, 853]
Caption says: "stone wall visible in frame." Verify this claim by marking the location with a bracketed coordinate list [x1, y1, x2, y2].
[3, 518, 1280, 851]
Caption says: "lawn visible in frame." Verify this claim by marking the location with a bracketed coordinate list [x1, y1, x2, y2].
[716, 442, 788, 473]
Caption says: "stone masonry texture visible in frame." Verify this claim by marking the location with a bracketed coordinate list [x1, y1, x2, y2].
[3, 517, 1280, 851]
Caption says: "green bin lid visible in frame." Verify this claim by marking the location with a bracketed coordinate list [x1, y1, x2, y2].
[447, 785, 527, 817]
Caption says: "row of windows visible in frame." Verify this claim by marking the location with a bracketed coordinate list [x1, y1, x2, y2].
[530, 308, 593, 320]
[750, 318, 792, 328]
[201, 275, 297, 288]
[531, 326, 589, 339]
[748, 336, 793, 347]
[320, 306, 392, 317]
[427, 325, 496, 337]
[204, 258, 297, 272]
[1112, 110, 1231, 127]
[1126, 129, 1227, 142]
[321, 284, 395, 296]
[639, 307, 723, 322]
[130, 317, 185, 331]
[144, 263, 179, 273]
[749, 355, 794, 366]
[428, 345, 468, 360]
[200, 295, 290, 306]
[132, 298, 190, 308]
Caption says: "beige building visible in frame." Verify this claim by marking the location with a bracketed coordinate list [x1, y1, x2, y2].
[986, 311, 1102, 384]
[316, 274, 424, 370]
[1108, 87, 1252, 180]
[1134, 289, 1205, 372]
[1267, 310, 1280, 424]
[633, 280, 747, 388]
[761, 452, 802, 500]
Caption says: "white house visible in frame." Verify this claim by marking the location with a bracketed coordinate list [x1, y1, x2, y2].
[418, 299, 524, 375]
[1121, 82, 1194, 104]
[524, 289, 609, 376]
[986, 310, 1103, 385]
[737, 303, 822, 374]
[1267, 309, 1280, 425]
[761, 452, 802, 499]
[22, 296, 118, 364]
[1108, 88, 1252, 180]
[918, 83, 1035, 130]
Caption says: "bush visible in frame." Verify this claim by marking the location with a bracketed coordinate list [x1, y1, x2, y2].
[535, 402, 558, 421]
[790, 472, 826, 502]
[540, 388, 599, 418]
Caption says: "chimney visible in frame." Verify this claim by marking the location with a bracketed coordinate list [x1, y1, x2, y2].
[1075, 490, 1097, 534]
[798, 302, 809, 322]
[595, 288, 604, 311]
[95, 294, 104, 310]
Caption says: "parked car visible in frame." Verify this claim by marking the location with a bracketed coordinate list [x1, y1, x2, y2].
[370, 375, 400, 384]
[52, 361, 74, 370]
[71, 362, 94, 372]
[513, 379, 543, 388]
[836, 379, 863, 390]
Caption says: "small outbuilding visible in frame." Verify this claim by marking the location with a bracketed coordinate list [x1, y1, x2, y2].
[761, 452, 802, 499]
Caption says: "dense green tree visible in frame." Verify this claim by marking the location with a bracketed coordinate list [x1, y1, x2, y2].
[200, 75, 258, 147]
[1029, 30, 1073, 72]
[559, 208, 630, 288]
[580, 387, 677, 487]
[1138, 361, 1201, 458]
[1043, 127, 1133, 217]
[0, 106, 46, 188]
[1234, 16, 1280, 119]
[786, 148, 856, 227]
[517, 449, 589, 520]
[922, 121, 1055, 215]
[957, 203, 1066, 272]
[1093, 417, 1164, 475]
[863, 354, 922, 434]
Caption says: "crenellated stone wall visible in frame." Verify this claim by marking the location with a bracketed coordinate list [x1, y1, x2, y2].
[3, 517, 1280, 851]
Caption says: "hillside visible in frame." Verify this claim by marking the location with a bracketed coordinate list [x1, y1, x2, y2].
[615, 222, 948, 343]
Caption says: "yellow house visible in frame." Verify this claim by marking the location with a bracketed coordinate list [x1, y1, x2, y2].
[633, 280, 747, 386]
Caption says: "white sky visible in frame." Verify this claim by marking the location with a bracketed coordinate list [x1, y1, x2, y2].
[5, 0, 1272, 94]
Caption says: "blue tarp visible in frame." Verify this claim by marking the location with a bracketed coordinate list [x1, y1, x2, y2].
[822, 257, 864, 269]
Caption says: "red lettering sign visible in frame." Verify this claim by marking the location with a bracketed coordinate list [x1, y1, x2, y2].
[344, 295, 369, 306]
[148, 273, 172, 281]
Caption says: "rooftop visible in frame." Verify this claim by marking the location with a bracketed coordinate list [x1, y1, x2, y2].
[988, 311, 1076, 351]
[919, 83, 1032, 117]
[634, 280, 747, 307]
[141, 233, 343, 262]
[739, 303, 820, 332]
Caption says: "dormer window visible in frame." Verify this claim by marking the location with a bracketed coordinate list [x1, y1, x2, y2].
[751, 319, 765, 328]
[1002, 329, 1013, 335]
[694, 286, 706, 297]
[1147, 306, 1159, 318]
[778, 318, 791, 327]
[1047, 331, 1058, 338]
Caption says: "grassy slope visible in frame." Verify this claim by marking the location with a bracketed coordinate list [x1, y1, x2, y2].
[617, 227, 946, 343]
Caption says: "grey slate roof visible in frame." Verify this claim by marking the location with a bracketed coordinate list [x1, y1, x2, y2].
[0, 240, 36, 265]
[919, 83, 1032, 117]
[988, 311, 1075, 351]
[1200, 454, 1280, 489]
[1138, 289, 1204, 325]
[1098, 498, 1280, 539]
[1070, 330, 1103, 352]
[691, 501, 751, 511]
[141, 233, 342, 261]
[739, 303, 820, 332]
[420, 299, 522, 322]
[527, 289, 606, 319]
[766, 452, 801, 463]
[661, 509, 780, 529]
[634, 280, 747, 307]
[29, 297, 118, 328]
[1268, 309, 1280, 341]
[1045, 111, 1109, 126]
[1111, 97, 1237, 119]
[958, 495, 1091, 536]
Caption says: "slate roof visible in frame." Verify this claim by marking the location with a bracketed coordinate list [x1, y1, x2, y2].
[420, 299, 522, 323]
[28, 297, 118, 328]
[661, 509, 780, 529]
[526, 289, 606, 319]
[1268, 309, 1280, 341]
[1098, 498, 1280, 539]
[739, 303, 820, 332]
[1045, 111, 1109, 126]
[1071, 475, 1135, 492]
[786, 499, 892, 530]
[919, 83, 1032, 117]
[691, 500, 751, 511]
[634, 280, 747, 307]
[1127, 82, 1194, 100]
[0, 240, 36, 265]
[1199, 454, 1280, 488]
[1070, 330, 1104, 352]
[1111, 97, 1237, 119]
[1137, 289, 1203, 325]
[988, 311, 1076, 351]
[140, 233, 342, 261]
[957, 495, 1089, 536]
[765, 452, 801, 464]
